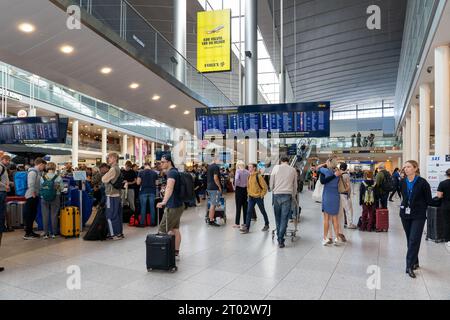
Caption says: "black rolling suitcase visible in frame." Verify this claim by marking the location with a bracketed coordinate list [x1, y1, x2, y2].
[145, 207, 177, 272]
[84, 205, 108, 241]
[426, 206, 448, 243]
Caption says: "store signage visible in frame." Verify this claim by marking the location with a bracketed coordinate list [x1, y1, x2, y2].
[197, 9, 231, 73]
[17, 109, 28, 118]
[427, 155, 450, 197]
[0, 88, 23, 101]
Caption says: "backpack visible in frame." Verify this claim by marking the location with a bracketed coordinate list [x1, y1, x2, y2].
[14, 169, 38, 196]
[380, 170, 394, 192]
[179, 171, 195, 202]
[40, 174, 58, 202]
[111, 167, 124, 190]
[338, 174, 350, 193]
[363, 182, 375, 205]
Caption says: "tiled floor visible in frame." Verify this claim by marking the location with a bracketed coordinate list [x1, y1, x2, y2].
[1, 187, 450, 300]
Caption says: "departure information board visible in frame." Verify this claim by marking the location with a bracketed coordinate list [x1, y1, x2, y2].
[0, 116, 67, 144]
[196, 102, 330, 138]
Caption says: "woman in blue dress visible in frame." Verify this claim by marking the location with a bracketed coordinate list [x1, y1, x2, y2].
[317, 158, 343, 246]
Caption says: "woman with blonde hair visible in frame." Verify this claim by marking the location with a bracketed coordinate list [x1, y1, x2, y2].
[317, 157, 343, 245]
[233, 160, 249, 228]
[399, 160, 432, 278]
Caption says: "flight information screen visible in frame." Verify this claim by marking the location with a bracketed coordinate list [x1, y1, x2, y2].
[196, 102, 330, 138]
[0, 116, 65, 144]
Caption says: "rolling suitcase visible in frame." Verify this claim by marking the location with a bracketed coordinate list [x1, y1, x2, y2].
[204, 196, 227, 224]
[145, 209, 177, 272]
[426, 206, 448, 243]
[6, 201, 25, 229]
[60, 206, 81, 238]
[375, 208, 389, 232]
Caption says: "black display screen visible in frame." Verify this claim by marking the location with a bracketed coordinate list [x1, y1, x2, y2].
[196, 102, 331, 138]
[0, 116, 68, 144]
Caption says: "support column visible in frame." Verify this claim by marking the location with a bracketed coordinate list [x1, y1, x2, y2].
[405, 115, 411, 161]
[151, 142, 155, 167]
[279, 0, 285, 103]
[102, 129, 107, 163]
[245, 0, 258, 164]
[398, 156, 402, 170]
[72, 120, 79, 168]
[139, 138, 144, 166]
[122, 134, 128, 159]
[410, 104, 419, 161]
[435, 45, 450, 156]
[419, 84, 431, 177]
[174, 0, 186, 83]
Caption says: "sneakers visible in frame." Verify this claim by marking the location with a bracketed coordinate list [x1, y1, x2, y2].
[334, 237, 344, 246]
[208, 220, 221, 227]
[232, 224, 241, 228]
[322, 238, 332, 246]
[43, 234, 49, 240]
[278, 241, 285, 248]
[23, 233, 39, 240]
[261, 225, 270, 232]
[112, 235, 123, 241]
[240, 227, 249, 234]
[338, 234, 347, 243]
[51, 234, 56, 239]
[347, 224, 357, 230]
[117, 234, 125, 239]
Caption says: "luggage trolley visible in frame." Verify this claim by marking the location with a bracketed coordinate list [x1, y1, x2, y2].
[272, 193, 301, 242]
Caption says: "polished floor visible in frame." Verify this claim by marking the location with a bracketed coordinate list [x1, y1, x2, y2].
[1, 187, 450, 300]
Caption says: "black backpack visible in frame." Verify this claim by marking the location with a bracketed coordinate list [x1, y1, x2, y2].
[179, 171, 195, 202]
[111, 168, 124, 190]
[381, 170, 394, 192]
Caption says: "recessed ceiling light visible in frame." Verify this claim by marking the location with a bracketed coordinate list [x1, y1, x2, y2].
[60, 45, 74, 54]
[152, 95, 160, 101]
[18, 23, 35, 33]
[184, 110, 190, 115]
[100, 67, 112, 74]
[129, 83, 140, 89]
[109, 131, 112, 134]
[169, 104, 177, 109]
[430, 105, 434, 109]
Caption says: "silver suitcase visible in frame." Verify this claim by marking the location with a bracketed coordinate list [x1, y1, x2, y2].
[6, 201, 25, 229]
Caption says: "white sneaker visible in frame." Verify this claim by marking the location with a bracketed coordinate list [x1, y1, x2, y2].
[43, 234, 49, 240]
[51, 234, 56, 239]
[446, 241, 450, 247]
[334, 237, 343, 246]
[322, 238, 331, 246]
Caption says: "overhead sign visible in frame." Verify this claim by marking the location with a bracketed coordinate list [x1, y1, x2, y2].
[197, 9, 231, 73]
[196, 102, 330, 139]
[17, 110, 28, 118]
[0, 88, 23, 101]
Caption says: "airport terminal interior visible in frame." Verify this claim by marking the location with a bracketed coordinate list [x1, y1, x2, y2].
[0, 0, 450, 301]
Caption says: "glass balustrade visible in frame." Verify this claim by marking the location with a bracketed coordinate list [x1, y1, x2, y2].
[317, 137, 400, 151]
[64, 0, 233, 107]
[0, 61, 172, 144]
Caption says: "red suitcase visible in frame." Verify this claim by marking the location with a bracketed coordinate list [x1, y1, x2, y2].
[376, 208, 389, 232]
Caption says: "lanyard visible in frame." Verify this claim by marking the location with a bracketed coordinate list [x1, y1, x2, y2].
[406, 176, 418, 206]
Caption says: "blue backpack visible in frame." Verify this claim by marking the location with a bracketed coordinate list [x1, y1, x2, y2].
[14, 171, 28, 196]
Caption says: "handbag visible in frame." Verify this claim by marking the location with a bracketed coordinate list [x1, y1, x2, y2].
[312, 179, 324, 202]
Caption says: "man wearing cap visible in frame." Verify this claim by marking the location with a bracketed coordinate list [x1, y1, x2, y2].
[156, 154, 184, 258]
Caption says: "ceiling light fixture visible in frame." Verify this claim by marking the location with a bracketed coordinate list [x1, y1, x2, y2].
[129, 83, 140, 89]
[152, 95, 161, 101]
[184, 110, 190, 115]
[18, 23, 35, 33]
[430, 105, 434, 109]
[100, 67, 112, 74]
[169, 104, 177, 109]
[60, 45, 74, 54]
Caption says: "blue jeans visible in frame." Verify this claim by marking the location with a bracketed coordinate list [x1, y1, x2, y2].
[0, 192, 6, 233]
[106, 196, 122, 236]
[246, 197, 269, 230]
[139, 193, 156, 225]
[273, 194, 292, 244]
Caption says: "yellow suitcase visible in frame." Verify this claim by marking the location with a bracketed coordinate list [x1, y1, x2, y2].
[60, 206, 81, 238]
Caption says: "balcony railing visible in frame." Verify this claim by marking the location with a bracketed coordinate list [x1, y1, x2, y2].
[0, 61, 172, 143]
[317, 137, 400, 151]
[53, 0, 233, 108]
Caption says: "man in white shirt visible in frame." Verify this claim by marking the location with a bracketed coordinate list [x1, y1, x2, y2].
[270, 157, 297, 248]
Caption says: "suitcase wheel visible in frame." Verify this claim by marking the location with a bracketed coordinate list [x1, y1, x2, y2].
[147, 268, 153, 272]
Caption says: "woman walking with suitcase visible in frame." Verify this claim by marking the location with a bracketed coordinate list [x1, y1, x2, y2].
[400, 160, 432, 278]
[437, 169, 450, 247]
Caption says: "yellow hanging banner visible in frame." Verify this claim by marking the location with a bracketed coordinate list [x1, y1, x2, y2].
[197, 9, 231, 73]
